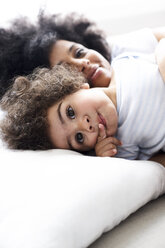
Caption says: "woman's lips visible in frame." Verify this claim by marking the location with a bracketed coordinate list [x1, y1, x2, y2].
[88, 66, 101, 83]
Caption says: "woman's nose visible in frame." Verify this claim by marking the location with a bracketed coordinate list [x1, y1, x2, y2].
[73, 59, 90, 73]
[79, 116, 95, 132]
[80, 59, 90, 73]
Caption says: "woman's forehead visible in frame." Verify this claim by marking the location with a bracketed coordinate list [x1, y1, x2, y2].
[49, 40, 74, 66]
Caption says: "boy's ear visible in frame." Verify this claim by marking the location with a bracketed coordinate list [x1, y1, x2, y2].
[81, 83, 90, 89]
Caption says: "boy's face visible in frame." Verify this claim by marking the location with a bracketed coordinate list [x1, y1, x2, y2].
[47, 85, 118, 152]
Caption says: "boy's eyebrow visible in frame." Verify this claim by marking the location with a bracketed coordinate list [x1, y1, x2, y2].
[67, 138, 74, 150]
[57, 102, 74, 150]
[57, 102, 64, 124]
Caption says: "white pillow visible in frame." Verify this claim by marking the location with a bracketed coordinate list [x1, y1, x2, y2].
[0, 149, 165, 248]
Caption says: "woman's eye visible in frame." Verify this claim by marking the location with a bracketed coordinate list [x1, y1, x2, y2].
[75, 132, 84, 144]
[75, 48, 85, 58]
[66, 106, 75, 119]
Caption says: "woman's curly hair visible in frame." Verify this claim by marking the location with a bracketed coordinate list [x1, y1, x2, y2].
[0, 11, 111, 98]
[0, 64, 86, 150]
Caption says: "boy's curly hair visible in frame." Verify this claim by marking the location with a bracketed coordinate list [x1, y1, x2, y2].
[0, 64, 86, 150]
[0, 11, 111, 98]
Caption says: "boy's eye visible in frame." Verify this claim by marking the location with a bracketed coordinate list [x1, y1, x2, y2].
[66, 106, 75, 119]
[75, 48, 85, 58]
[75, 132, 84, 144]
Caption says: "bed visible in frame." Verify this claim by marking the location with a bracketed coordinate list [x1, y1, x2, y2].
[89, 194, 165, 248]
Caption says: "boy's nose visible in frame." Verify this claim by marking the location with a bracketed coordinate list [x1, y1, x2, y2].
[79, 116, 95, 132]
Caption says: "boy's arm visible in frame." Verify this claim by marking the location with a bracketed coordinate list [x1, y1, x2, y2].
[155, 38, 165, 82]
[149, 151, 165, 168]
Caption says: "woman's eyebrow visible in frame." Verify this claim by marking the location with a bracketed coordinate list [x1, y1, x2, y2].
[57, 44, 76, 65]
[68, 44, 76, 54]
[57, 102, 64, 124]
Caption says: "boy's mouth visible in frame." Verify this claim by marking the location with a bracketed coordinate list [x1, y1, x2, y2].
[98, 113, 106, 128]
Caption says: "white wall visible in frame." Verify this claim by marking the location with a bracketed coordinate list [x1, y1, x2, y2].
[0, 0, 165, 34]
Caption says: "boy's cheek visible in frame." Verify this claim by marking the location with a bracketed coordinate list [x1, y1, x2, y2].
[87, 133, 98, 150]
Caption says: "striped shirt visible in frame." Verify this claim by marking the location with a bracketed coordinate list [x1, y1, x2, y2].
[112, 53, 165, 160]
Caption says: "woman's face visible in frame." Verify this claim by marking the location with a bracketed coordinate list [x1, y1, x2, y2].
[49, 40, 112, 87]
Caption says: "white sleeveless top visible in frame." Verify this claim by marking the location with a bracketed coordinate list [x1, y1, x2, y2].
[112, 53, 165, 160]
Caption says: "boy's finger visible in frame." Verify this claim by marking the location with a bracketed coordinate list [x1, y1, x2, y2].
[106, 136, 122, 146]
[98, 123, 107, 142]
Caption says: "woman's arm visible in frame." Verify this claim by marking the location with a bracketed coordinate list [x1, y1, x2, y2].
[110, 27, 165, 60]
[155, 38, 165, 82]
[153, 27, 165, 41]
[149, 151, 165, 167]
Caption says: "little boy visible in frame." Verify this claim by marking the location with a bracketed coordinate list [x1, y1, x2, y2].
[0, 40, 165, 160]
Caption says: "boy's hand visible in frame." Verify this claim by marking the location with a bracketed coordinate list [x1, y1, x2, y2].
[95, 124, 122, 157]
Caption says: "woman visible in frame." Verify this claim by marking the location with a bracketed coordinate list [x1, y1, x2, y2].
[0, 12, 111, 97]
[0, 11, 164, 97]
